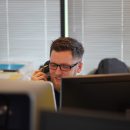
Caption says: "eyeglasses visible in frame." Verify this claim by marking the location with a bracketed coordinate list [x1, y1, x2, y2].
[49, 62, 79, 71]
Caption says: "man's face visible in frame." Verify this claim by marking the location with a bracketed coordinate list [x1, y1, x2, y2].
[49, 50, 83, 92]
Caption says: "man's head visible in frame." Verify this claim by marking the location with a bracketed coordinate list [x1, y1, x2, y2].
[49, 37, 84, 92]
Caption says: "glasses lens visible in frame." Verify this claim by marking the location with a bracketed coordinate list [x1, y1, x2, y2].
[60, 65, 71, 71]
[49, 63, 57, 70]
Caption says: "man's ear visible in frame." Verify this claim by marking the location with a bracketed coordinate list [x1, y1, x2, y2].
[77, 62, 83, 73]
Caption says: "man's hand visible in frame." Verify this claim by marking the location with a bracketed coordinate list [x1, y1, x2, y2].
[31, 70, 48, 81]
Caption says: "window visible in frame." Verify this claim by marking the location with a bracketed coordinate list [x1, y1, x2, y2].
[0, 0, 60, 69]
[67, 0, 130, 74]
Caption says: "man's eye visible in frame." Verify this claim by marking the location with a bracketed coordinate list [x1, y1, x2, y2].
[62, 65, 70, 69]
[50, 63, 57, 67]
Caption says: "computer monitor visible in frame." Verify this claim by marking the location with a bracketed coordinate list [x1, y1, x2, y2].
[40, 110, 130, 130]
[61, 73, 130, 113]
[0, 79, 57, 130]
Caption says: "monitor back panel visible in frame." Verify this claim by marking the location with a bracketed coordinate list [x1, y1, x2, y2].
[61, 74, 130, 112]
[40, 110, 130, 130]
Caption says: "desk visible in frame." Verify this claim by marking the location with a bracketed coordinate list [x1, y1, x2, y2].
[0, 71, 22, 80]
[0, 63, 33, 80]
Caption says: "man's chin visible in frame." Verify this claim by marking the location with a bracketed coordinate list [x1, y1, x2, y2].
[52, 78, 61, 91]
[54, 83, 61, 92]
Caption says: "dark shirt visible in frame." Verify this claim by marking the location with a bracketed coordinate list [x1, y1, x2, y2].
[54, 89, 60, 109]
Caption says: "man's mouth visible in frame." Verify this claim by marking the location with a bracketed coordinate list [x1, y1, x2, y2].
[55, 77, 61, 80]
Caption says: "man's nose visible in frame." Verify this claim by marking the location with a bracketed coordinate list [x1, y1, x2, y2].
[55, 66, 62, 74]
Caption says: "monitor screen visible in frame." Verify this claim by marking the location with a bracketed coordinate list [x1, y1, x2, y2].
[0, 80, 57, 130]
[61, 74, 130, 113]
[0, 94, 30, 130]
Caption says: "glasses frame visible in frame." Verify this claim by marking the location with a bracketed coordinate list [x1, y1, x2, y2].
[49, 62, 79, 71]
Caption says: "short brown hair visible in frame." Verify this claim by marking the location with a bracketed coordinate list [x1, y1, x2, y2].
[50, 37, 84, 59]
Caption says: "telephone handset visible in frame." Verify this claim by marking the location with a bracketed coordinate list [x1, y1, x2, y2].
[39, 60, 50, 81]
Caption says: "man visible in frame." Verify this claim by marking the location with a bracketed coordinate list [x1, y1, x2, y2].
[31, 37, 84, 107]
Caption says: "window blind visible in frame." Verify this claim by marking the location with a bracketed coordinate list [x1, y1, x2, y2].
[0, 0, 60, 69]
[67, 0, 130, 74]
